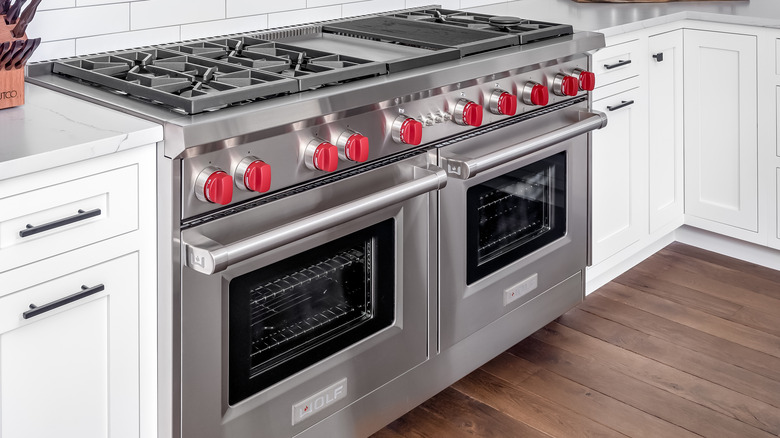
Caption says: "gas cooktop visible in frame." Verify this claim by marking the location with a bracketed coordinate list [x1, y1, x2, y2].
[30, 8, 575, 115]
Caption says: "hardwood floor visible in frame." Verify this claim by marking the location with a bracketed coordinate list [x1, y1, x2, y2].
[372, 242, 780, 437]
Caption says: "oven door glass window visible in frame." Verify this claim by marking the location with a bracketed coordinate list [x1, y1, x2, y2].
[228, 219, 395, 405]
[466, 151, 566, 284]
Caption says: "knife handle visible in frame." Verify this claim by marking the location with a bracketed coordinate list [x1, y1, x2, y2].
[12, 0, 42, 38]
[12, 37, 39, 69]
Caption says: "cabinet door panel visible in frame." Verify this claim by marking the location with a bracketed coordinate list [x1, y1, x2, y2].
[648, 30, 684, 233]
[684, 30, 758, 231]
[0, 253, 139, 438]
[591, 87, 646, 264]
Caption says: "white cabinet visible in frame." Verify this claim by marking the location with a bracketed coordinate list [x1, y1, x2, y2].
[0, 145, 157, 438]
[591, 77, 648, 265]
[0, 254, 138, 438]
[648, 30, 685, 234]
[684, 29, 759, 233]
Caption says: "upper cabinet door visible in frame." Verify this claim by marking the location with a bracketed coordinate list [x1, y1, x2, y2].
[684, 30, 759, 232]
[648, 30, 685, 234]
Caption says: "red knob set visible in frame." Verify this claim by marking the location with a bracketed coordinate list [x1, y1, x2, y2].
[337, 131, 370, 163]
[491, 91, 518, 116]
[575, 69, 596, 91]
[553, 70, 596, 96]
[236, 156, 272, 193]
[306, 131, 371, 172]
[454, 99, 483, 127]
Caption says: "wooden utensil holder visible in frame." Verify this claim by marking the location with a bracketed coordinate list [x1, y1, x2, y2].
[0, 21, 25, 110]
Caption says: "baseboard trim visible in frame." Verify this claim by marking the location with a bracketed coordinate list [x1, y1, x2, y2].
[674, 225, 780, 271]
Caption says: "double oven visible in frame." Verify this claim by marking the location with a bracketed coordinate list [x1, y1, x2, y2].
[26, 7, 606, 437]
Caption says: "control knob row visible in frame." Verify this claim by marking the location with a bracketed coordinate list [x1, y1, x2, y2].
[195, 157, 272, 205]
[304, 130, 369, 172]
[553, 70, 596, 96]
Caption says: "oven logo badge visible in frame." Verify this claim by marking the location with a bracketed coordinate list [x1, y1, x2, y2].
[447, 163, 462, 176]
[292, 378, 348, 425]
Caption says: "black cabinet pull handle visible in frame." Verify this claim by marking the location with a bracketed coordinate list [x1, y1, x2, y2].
[23, 284, 106, 319]
[19, 208, 102, 238]
[604, 59, 632, 70]
[607, 100, 635, 112]
[652, 52, 664, 62]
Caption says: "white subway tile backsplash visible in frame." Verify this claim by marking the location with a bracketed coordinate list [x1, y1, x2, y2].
[307, 0, 361, 7]
[26, 4, 129, 41]
[267, 6, 341, 28]
[76, 26, 180, 55]
[460, 0, 505, 9]
[405, 0, 459, 8]
[343, 0, 405, 17]
[227, 0, 307, 19]
[131, 0, 226, 30]
[180, 15, 268, 41]
[76, 0, 136, 6]
[40, 0, 76, 10]
[29, 39, 76, 63]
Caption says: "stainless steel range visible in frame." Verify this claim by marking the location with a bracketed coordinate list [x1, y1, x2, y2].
[28, 7, 605, 438]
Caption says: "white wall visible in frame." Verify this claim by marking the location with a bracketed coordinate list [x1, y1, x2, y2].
[28, 0, 509, 62]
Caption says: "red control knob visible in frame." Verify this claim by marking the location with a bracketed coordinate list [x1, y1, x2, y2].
[337, 131, 370, 163]
[195, 167, 234, 205]
[235, 156, 271, 193]
[392, 116, 423, 145]
[454, 99, 483, 127]
[489, 90, 517, 116]
[575, 69, 596, 91]
[553, 74, 579, 97]
[305, 140, 338, 172]
[522, 82, 549, 106]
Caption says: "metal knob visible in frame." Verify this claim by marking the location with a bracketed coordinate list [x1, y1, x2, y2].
[392, 115, 423, 145]
[552, 74, 579, 97]
[336, 130, 370, 163]
[453, 99, 483, 126]
[234, 156, 271, 193]
[195, 166, 233, 205]
[522, 82, 549, 106]
[304, 139, 338, 172]
[488, 90, 517, 116]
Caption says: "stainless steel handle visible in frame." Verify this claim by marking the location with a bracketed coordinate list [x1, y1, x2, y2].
[184, 165, 448, 275]
[440, 110, 607, 180]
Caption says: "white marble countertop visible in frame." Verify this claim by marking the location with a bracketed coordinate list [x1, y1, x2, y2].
[0, 83, 162, 182]
[467, 0, 780, 36]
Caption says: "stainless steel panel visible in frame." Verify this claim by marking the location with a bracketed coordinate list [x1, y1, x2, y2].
[437, 101, 590, 351]
[178, 154, 433, 438]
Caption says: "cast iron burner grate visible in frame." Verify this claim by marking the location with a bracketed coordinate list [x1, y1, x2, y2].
[391, 9, 574, 45]
[50, 37, 386, 114]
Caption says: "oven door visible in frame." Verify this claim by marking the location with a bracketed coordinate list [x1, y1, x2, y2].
[438, 104, 606, 351]
[179, 154, 445, 438]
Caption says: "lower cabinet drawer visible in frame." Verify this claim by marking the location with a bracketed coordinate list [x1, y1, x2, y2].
[592, 39, 641, 87]
[0, 164, 138, 272]
[0, 253, 140, 438]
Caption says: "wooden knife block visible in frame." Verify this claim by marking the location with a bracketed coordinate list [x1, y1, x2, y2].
[0, 21, 25, 110]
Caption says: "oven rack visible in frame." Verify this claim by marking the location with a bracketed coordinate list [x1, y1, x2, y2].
[249, 248, 364, 316]
[478, 220, 546, 256]
[251, 302, 364, 356]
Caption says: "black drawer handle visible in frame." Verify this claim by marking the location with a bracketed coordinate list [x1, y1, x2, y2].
[652, 52, 664, 62]
[604, 59, 632, 70]
[23, 284, 106, 319]
[607, 100, 635, 112]
[19, 208, 102, 238]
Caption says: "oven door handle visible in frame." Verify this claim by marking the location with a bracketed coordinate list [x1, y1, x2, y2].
[439, 110, 607, 180]
[182, 165, 448, 275]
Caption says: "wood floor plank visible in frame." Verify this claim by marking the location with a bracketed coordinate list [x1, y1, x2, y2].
[615, 268, 742, 318]
[665, 242, 780, 285]
[558, 307, 780, 408]
[578, 292, 780, 382]
[633, 249, 780, 312]
[481, 352, 701, 438]
[452, 368, 629, 438]
[380, 402, 474, 438]
[418, 387, 553, 438]
[594, 282, 780, 358]
[509, 337, 775, 438]
[531, 321, 780, 434]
